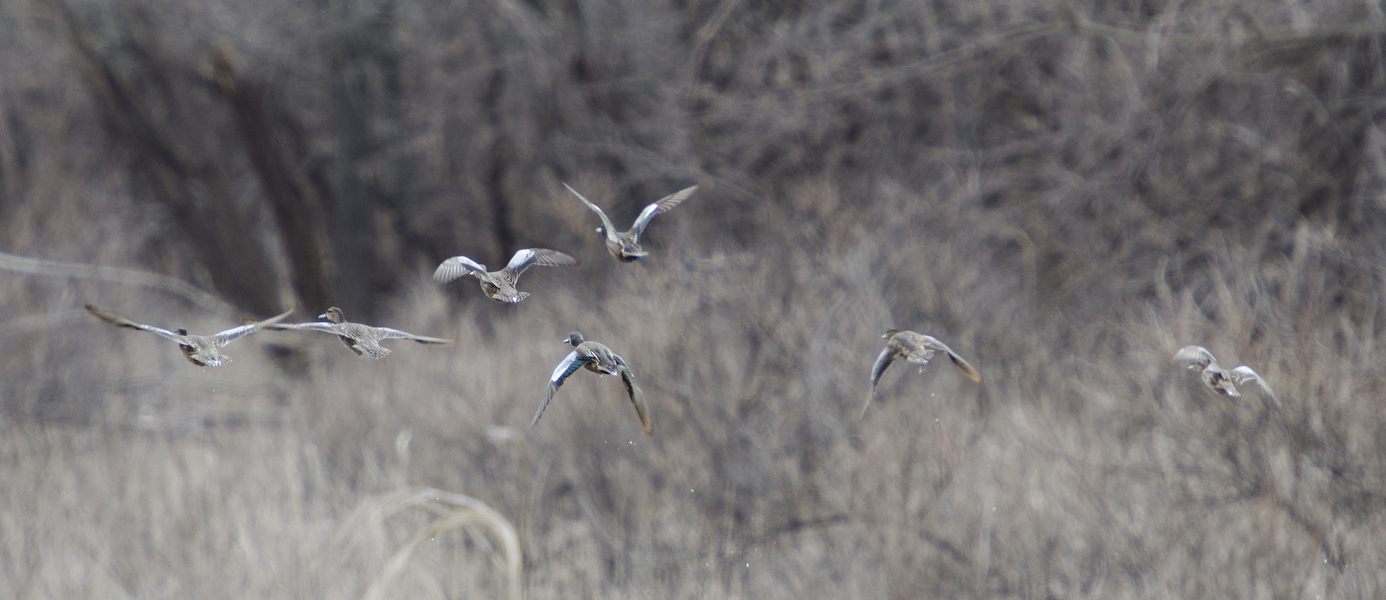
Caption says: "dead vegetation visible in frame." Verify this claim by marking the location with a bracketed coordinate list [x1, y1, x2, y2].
[2, 0, 1386, 597]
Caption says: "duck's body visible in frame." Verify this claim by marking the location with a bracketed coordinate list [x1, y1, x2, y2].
[563, 182, 697, 262]
[531, 331, 652, 436]
[269, 307, 452, 358]
[861, 329, 982, 418]
[434, 248, 579, 303]
[1174, 345, 1275, 401]
[86, 304, 291, 367]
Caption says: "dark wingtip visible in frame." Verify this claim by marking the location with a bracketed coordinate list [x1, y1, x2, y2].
[859, 388, 877, 420]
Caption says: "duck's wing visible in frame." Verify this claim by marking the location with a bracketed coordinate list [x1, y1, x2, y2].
[563, 182, 620, 244]
[861, 346, 898, 418]
[607, 353, 653, 436]
[265, 321, 340, 333]
[372, 326, 454, 346]
[629, 185, 697, 242]
[920, 336, 982, 383]
[86, 304, 186, 342]
[433, 256, 489, 283]
[532, 350, 585, 429]
[1231, 366, 1278, 403]
[210, 309, 293, 345]
[868, 346, 898, 390]
[1173, 345, 1217, 369]
[504, 248, 580, 280]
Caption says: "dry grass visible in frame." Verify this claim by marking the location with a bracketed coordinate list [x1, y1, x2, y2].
[8, 191, 1383, 598]
[337, 487, 522, 600]
[3, 0, 1386, 597]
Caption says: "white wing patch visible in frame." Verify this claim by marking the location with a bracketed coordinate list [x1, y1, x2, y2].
[1173, 345, 1217, 369]
[551, 351, 581, 383]
[433, 256, 488, 282]
[505, 248, 537, 272]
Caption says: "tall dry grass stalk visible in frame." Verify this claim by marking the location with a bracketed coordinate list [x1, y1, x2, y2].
[338, 487, 523, 600]
[486, 426, 530, 559]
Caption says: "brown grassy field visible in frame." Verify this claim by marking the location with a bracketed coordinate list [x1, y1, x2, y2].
[3, 0, 1386, 597]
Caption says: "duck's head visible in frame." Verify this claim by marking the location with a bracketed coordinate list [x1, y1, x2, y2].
[565, 331, 586, 347]
[319, 307, 346, 323]
[182, 346, 228, 367]
[882, 328, 900, 339]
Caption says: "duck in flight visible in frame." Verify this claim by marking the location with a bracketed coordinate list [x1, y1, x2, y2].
[531, 331, 652, 436]
[86, 304, 291, 367]
[268, 307, 452, 358]
[563, 182, 697, 262]
[861, 329, 982, 418]
[1173, 345, 1275, 402]
[433, 248, 579, 303]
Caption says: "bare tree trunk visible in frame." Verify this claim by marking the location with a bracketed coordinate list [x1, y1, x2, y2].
[52, 0, 282, 317]
[317, 3, 408, 319]
[482, 67, 518, 259]
[214, 48, 336, 313]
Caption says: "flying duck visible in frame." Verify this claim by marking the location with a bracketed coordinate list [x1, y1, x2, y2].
[531, 331, 652, 436]
[563, 182, 697, 262]
[1173, 345, 1275, 401]
[268, 307, 453, 358]
[86, 304, 291, 367]
[433, 248, 580, 303]
[861, 329, 982, 418]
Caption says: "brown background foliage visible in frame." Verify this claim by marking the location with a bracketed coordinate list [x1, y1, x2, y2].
[2, 0, 1385, 597]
